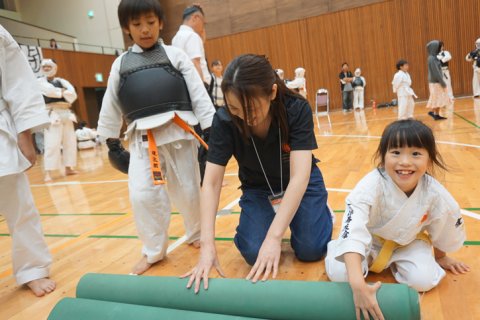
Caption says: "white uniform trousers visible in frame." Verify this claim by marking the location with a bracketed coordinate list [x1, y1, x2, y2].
[325, 239, 445, 292]
[353, 87, 364, 109]
[397, 95, 415, 119]
[128, 139, 201, 264]
[44, 117, 77, 171]
[473, 67, 480, 97]
[442, 69, 454, 100]
[0, 173, 52, 285]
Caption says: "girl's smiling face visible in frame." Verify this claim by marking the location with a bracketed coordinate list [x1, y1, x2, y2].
[384, 146, 430, 196]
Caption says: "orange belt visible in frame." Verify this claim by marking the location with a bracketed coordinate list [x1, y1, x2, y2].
[147, 114, 208, 185]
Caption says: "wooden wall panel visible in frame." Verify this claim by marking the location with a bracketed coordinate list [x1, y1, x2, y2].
[204, 0, 480, 110]
[160, 0, 386, 43]
[42, 48, 116, 126]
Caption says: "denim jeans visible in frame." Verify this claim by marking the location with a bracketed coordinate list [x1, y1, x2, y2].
[342, 90, 353, 110]
[234, 166, 333, 265]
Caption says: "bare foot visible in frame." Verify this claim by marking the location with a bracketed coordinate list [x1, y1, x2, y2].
[26, 278, 56, 297]
[65, 168, 78, 176]
[191, 240, 201, 248]
[131, 256, 153, 275]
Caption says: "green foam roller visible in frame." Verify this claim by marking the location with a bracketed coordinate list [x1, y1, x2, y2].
[48, 297, 263, 320]
[76, 273, 420, 320]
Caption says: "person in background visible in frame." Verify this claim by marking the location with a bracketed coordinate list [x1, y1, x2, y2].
[49, 38, 59, 49]
[172, 4, 210, 87]
[352, 68, 366, 110]
[37, 59, 78, 181]
[75, 121, 97, 150]
[286, 67, 307, 99]
[339, 63, 354, 112]
[210, 60, 225, 109]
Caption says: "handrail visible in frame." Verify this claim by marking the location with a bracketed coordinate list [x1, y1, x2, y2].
[13, 34, 125, 55]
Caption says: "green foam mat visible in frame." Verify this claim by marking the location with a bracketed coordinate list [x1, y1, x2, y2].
[75, 273, 420, 320]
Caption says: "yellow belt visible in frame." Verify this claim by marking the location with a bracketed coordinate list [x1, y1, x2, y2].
[369, 232, 431, 273]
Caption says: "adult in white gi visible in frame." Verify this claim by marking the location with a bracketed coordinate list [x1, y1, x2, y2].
[326, 169, 466, 292]
[98, 41, 215, 275]
[286, 67, 307, 98]
[437, 43, 454, 100]
[172, 5, 211, 85]
[465, 38, 480, 98]
[352, 68, 366, 110]
[392, 61, 417, 120]
[0, 25, 55, 296]
[37, 59, 78, 181]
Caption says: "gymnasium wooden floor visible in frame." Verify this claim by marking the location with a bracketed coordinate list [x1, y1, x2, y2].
[0, 98, 479, 319]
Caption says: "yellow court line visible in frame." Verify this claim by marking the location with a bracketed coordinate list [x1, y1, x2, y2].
[0, 213, 132, 280]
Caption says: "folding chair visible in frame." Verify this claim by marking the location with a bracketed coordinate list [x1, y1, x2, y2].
[315, 89, 332, 132]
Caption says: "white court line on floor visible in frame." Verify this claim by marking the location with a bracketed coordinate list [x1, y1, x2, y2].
[316, 134, 480, 149]
[461, 209, 480, 221]
[31, 179, 128, 187]
[166, 197, 240, 254]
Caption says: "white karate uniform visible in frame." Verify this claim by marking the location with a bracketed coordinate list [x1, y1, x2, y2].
[286, 76, 307, 98]
[37, 76, 78, 171]
[0, 25, 52, 285]
[466, 53, 480, 97]
[392, 71, 416, 119]
[76, 127, 97, 149]
[437, 51, 454, 99]
[97, 42, 215, 264]
[353, 76, 366, 109]
[325, 169, 466, 292]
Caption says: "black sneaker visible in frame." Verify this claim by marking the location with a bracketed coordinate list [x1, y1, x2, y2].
[434, 114, 447, 120]
[428, 111, 435, 119]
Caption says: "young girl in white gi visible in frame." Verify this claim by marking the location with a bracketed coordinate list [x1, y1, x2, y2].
[392, 60, 417, 120]
[37, 59, 78, 181]
[326, 119, 469, 320]
[352, 68, 366, 110]
[0, 25, 55, 296]
[97, 0, 215, 275]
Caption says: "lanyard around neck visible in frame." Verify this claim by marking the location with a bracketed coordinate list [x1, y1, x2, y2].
[250, 126, 283, 196]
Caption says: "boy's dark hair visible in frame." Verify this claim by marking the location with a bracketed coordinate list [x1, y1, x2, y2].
[118, 0, 164, 30]
[341, 62, 348, 67]
[211, 60, 221, 67]
[221, 54, 305, 141]
[374, 119, 447, 175]
[396, 59, 408, 70]
[183, 4, 204, 20]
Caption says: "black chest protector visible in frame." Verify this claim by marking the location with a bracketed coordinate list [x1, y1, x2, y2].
[43, 79, 67, 104]
[118, 44, 192, 124]
[352, 77, 364, 88]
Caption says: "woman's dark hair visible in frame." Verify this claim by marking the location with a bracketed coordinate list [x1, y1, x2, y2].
[341, 62, 348, 68]
[221, 54, 304, 141]
[374, 119, 447, 176]
[396, 59, 408, 70]
[118, 0, 164, 30]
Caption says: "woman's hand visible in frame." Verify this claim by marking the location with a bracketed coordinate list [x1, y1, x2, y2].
[436, 255, 470, 275]
[246, 236, 282, 283]
[17, 130, 36, 169]
[351, 281, 385, 320]
[181, 244, 225, 293]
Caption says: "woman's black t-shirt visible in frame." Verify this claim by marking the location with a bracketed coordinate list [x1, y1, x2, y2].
[207, 95, 318, 190]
